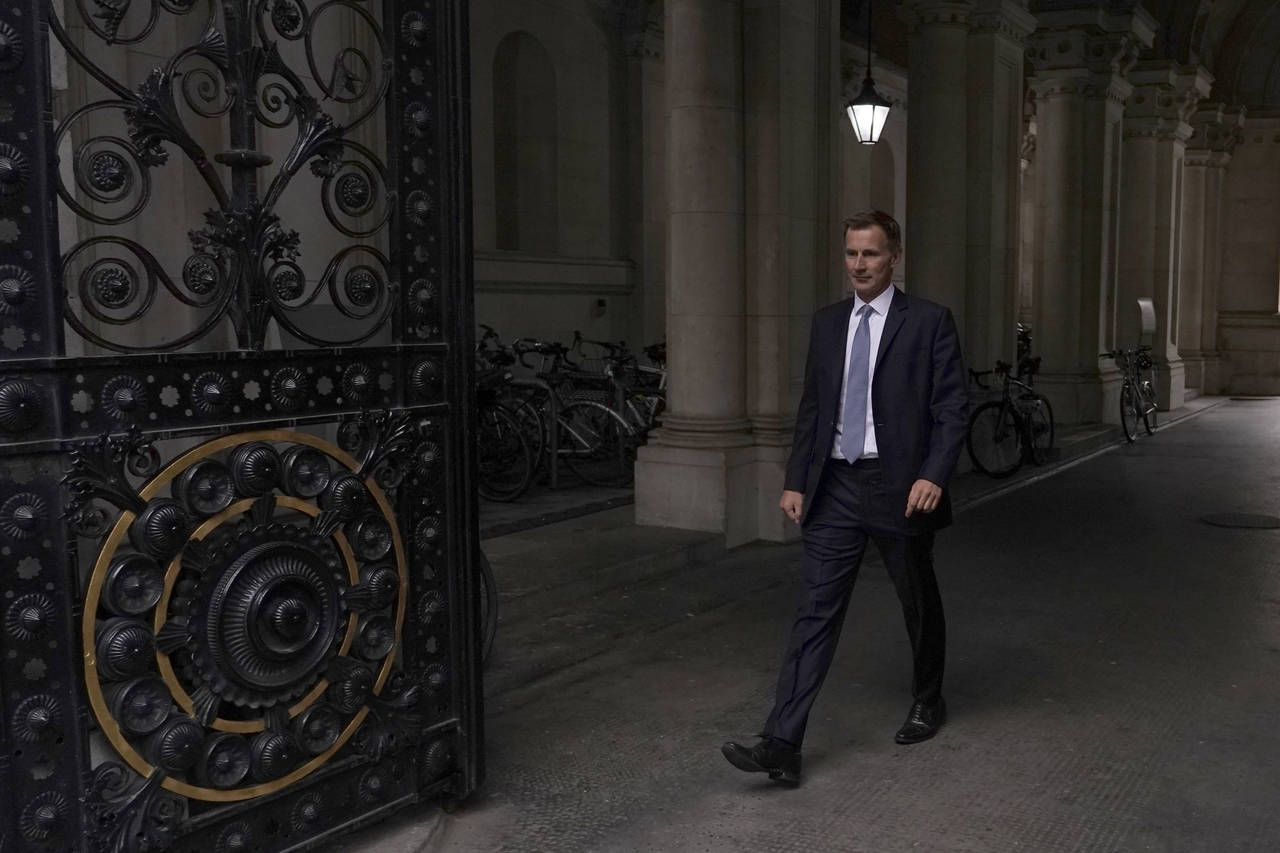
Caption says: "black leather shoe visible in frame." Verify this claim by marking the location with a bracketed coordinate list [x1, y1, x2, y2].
[720, 737, 801, 786]
[894, 698, 946, 744]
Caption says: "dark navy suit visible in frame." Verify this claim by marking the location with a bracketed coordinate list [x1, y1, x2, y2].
[763, 286, 969, 746]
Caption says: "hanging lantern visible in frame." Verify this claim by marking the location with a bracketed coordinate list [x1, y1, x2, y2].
[846, 0, 892, 145]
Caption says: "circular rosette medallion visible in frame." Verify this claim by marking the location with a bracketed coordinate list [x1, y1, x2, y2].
[183, 518, 346, 708]
[82, 430, 409, 802]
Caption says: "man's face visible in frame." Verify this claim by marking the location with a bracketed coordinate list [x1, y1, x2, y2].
[844, 225, 900, 302]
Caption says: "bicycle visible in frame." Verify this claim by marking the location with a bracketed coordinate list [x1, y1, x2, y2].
[1101, 345, 1157, 442]
[966, 358, 1055, 478]
[508, 337, 639, 488]
[570, 332, 667, 441]
[474, 327, 535, 502]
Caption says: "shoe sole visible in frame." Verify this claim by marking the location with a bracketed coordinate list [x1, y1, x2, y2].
[720, 745, 800, 786]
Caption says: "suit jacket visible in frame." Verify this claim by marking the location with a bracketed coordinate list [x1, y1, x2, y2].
[784, 286, 969, 533]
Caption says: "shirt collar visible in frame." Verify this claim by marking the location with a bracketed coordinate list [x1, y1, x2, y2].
[855, 285, 895, 318]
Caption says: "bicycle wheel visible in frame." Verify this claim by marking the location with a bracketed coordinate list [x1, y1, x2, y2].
[1023, 394, 1055, 465]
[966, 401, 1024, 478]
[1139, 380, 1157, 435]
[1119, 382, 1139, 442]
[476, 404, 534, 502]
[558, 400, 638, 487]
[477, 549, 498, 665]
[505, 390, 548, 471]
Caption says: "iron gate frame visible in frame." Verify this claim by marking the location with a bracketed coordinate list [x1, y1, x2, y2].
[0, 1, 482, 850]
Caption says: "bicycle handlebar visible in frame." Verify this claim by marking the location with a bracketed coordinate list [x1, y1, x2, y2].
[512, 338, 578, 371]
[1100, 344, 1152, 358]
[969, 360, 1015, 391]
[572, 330, 626, 357]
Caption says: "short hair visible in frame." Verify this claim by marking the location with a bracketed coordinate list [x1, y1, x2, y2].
[842, 210, 901, 253]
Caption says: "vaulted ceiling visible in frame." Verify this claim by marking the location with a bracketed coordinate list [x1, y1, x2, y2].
[1030, 0, 1280, 113]
[1196, 0, 1280, 111]
[636, 0, 1280, 113]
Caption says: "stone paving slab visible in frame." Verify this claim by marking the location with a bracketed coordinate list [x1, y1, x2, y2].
[332, 396, 1246, 852]
[421, 397, 1279, 852]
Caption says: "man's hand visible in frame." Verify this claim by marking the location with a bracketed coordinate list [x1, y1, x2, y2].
[905, 479, 942, 517]
[779, 490, 804, 525]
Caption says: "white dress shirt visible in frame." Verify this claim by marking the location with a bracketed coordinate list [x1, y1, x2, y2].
[832, 285, 895, 460]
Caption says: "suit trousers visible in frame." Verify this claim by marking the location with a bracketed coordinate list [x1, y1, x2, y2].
[763, 458, 946, 747]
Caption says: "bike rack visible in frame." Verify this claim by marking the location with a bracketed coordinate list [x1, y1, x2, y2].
[509, 376, 562, 489]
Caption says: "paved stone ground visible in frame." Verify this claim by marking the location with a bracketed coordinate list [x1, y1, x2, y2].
[422, 398, 1280, 853]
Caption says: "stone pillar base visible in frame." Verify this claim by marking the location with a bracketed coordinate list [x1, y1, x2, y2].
[1180, 353, 1206, 394]
[1033, 370, 1118, 425]
[1202, 354, 1225, 394]
[634, 443, 800, 547]
[1179, 350, 1223, 396]
[1155, 357, 1186, 411]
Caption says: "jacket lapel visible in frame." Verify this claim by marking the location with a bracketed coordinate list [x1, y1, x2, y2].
[874, 287, 907, 377]
[826, 298, 856, 399]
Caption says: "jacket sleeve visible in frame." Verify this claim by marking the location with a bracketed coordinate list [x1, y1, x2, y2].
[784, 314, 822, 493]
[917, 306, 969, 488]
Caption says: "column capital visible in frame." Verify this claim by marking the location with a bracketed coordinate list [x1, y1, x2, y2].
[899, 0, 975, 31]
[1027, 8, 1158, 108]
[1185, 103, 1247, 165]
[1027, 29, 1145, 79]
[1027, 69, 1133, 106]
[1026, 3, 1155, 80]
[970, 0, 1037, 42]
[1123, 62, 1212, 141]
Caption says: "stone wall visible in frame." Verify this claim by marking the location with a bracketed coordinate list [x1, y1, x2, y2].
[469, 0, 643, 350]
[1218, 116, 1280, 393]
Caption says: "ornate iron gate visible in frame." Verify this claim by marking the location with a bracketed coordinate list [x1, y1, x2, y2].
[0, 1, 481, 851]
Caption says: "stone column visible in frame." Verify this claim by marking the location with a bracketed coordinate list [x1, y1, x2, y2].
[635, 0, 754, 542]
[1178, 104, 1244, 395]
[1026, 4, 1154, 424]
[741, 0, 838, 544]
[623, 22, 667, 349]
[900, 0, 972, 321]
[1018, 92, 1037, 326]
[1117, 62, 1211, 411]
[964, 0, 1036, 371]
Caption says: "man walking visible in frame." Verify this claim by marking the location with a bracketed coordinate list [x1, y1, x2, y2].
[721, 210, 968, 786]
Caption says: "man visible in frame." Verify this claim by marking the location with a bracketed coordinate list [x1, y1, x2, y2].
[721, 210, 968, 786]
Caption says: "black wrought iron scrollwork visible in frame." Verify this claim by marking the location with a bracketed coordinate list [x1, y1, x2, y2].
[355, 673, 422, 760]
[77, 429, 410, 807]
[88, 764, 187, 853]
[5, 0, 473, 848]
[63, 427, 160, 523]
[51, 0, 396, 352]
[336, 410, 426, 489]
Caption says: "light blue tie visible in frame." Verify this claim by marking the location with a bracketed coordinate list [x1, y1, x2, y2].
[840, 304, 873, 461]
